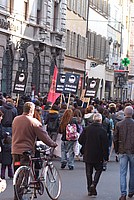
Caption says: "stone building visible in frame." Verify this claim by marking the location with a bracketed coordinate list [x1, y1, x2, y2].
[0, 0, 67, 96]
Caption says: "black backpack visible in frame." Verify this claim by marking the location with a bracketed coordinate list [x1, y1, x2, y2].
[47, 117, 59, 132]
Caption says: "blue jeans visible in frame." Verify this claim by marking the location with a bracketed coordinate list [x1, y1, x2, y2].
[61, 141, 75, 167]
[119, 154, 134, 196]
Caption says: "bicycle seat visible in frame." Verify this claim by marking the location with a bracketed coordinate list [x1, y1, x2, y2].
[23, 150, 32, 156]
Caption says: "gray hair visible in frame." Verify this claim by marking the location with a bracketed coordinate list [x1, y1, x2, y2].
[93, 113, 102, 123]
[124, 106, 133, 117]
[23, 102, 35, 114]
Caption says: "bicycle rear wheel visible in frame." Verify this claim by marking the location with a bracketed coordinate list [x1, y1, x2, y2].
[13, 166, 34, 200]
[44, 164, 62, 200]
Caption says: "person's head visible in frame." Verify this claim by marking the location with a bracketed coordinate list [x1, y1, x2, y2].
[51, 104, 59, 111]
[109, 103, 116, 113]
[6, 97, 14, 105]
[85, 105, 94, 114]
[60, 103, 67, 110]
[93, 113, 102, 123]
[23, 102, 35, 117]
[124, 106, 133, 117]
[60, 109, 73, 131]
[97, 106, 104, 115]
[73, 109, 82, 118]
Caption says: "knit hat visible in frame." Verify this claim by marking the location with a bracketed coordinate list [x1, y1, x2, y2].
[109, 103, 116, 108]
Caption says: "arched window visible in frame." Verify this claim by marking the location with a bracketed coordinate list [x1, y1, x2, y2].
[1, 42, 13, 95]
[32, 53, 41, 95]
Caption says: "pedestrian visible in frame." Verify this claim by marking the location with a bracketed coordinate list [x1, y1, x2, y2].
[84, 105, 94, 127]
[78, 113, 109, 197]
[58, 109, 79, 170]
[113, 106, 134, 200]
[0, 111, 4, 167]
[12, 102, 58, 200]
[73, 109, 83, 160]
[98, 106, 111, 171]
[1, 132, 13, 179]
[45, 104, 60, 157]
[0, 97, 18, 135]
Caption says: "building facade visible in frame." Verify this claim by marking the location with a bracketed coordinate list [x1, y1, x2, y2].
[0, 0, 67, 96]
[0, 0, 133, 101]
[64, 0, 88, 96]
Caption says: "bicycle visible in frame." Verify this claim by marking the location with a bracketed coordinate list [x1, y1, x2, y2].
[13, 142, 62, 200]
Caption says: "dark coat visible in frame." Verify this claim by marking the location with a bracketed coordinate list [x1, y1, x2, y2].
[0, 103, 18, 127]
[114, 117, 134, 154]
[78, 122, 109, 163]
[1, 142, 12, 165]
[45, 110, 60, 133]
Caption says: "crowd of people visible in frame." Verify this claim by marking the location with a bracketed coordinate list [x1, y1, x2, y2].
[0, 92, 134, 200]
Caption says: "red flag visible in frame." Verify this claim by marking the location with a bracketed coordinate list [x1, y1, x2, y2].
[47, 66, 60, 105]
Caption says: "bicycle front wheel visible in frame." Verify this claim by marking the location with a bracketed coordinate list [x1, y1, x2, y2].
[44, 164, 62, 200]
[13, 166, 34, 200]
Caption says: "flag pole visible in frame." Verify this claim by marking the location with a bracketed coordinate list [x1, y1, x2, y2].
[67, 93, 71, 109]
[60, 93, 62, 108]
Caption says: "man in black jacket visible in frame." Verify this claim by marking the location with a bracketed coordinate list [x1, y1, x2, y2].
[79, 113, 109, 197]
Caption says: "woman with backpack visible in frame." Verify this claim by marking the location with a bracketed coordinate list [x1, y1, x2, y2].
[59, 109, 79, 170]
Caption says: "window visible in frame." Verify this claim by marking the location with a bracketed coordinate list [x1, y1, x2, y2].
[24, 0, 29, 20]
[53, 2, 60, 31]
[9, 0, 14, 14]
[37, 0, 42, 24]
[0, 0, 7, 10]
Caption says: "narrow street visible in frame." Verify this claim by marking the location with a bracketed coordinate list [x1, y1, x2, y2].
[1, 154, 132, 200]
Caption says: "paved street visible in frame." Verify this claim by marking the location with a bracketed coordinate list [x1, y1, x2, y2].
[0, 154, 133, 200]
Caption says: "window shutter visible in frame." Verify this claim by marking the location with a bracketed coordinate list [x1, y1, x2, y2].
[90, 32, 95, 58]
[77, 0, 81, 16]
[79, 0, 83, 16]
[70, 31, 74, 57]
[94, 34, 101, 59]
[93, 0, 98, 7]
[103, 0, 108, 16]
[100, 37, 106, 61]
[105, 40, 110, 59]
[71, 0, 74, 10]
[98, 0, 103, 11]
[73, 0, 77, 13]
[77, 34, 82, 58]
[74, 33, 78, 57]
[67, 0, 71, 9]
[87, 31, 91, 57]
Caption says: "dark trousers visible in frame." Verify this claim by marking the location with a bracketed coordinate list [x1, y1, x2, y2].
[12, 154, 30, 173]
[1, 164, 13, 178]
[85, 162, 103, 192]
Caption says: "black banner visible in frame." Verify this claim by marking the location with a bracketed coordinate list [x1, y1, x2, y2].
[63, 73, 80, 94]
[85, 78, 100, 98]
[56, 73, 66, 93]
[13, 71, 28, 94]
